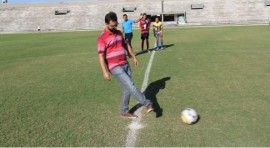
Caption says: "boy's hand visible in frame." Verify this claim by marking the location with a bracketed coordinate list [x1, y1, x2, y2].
[133, 58, 139, 67]
[103, 71, 111, 81]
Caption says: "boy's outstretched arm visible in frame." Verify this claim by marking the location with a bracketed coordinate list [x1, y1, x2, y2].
[98, 53, 111, 81]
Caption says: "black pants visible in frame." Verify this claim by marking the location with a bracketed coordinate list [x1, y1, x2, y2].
[125, 33, 133, 46]
[125, 33, 133, 57]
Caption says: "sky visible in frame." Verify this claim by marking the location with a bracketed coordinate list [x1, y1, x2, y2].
[4, 0, 100, 4]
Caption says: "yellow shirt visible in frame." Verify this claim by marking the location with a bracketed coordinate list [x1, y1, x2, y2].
[153, 21, 163, 32]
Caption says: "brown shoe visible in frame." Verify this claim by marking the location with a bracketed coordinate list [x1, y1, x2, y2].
[121, 112, 138, 119]
[146, 103, 153, 113]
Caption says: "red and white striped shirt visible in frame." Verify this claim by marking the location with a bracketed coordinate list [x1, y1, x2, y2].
[97, 29, 128, 71]
[139, 19, 151, 34]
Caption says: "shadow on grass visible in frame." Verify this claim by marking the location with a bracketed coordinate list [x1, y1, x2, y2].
[135, 49, 150, 56]
[135, 44, 175, 56]
[129, 77, 171, 118]
[163, 44, 174, 49]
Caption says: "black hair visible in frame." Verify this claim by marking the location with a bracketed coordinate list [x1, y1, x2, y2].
[123, 14, 127, 17]
[105, 12, 118, 24]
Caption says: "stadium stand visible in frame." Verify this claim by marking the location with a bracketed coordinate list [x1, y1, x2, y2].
[0, 0, 269, 32]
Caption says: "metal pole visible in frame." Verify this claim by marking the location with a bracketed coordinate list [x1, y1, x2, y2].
[161, 0, 164, 23]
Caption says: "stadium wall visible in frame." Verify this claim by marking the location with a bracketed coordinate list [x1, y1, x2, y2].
[0, 0, 269, 32]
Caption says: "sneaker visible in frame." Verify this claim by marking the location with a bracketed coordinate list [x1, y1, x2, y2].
[121, 112, 138, 119]
[146, 103, 153, 113]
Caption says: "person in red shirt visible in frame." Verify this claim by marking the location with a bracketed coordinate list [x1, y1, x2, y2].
[139, 13, 151, 52]
[97, 12, 153, 119]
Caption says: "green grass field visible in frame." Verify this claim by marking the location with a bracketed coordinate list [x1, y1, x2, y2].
[1, 25, 270, 146]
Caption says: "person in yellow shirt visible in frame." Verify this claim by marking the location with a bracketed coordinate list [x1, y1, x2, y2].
[153, 16, 164, 50]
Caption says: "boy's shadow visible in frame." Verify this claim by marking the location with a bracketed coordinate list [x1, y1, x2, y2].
[129, 77, 171, 118]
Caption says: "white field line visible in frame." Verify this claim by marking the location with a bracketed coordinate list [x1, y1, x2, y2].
[163, 23, 267, 29]
[1, 23, 266, 34]
[125, 51, 156, 147]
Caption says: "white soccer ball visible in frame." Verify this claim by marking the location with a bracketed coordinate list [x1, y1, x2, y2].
[181, 108, 198, 125]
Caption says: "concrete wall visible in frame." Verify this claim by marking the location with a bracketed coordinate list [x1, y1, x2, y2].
[0, 0, 269, 32]
[181, 0, 270, 24]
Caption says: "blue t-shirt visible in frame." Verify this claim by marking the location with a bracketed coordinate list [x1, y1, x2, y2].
[122, 19, 135, 34]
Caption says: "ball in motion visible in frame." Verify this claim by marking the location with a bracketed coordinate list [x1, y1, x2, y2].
[181, 108, 198, 125]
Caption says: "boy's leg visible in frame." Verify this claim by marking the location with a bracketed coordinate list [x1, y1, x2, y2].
[111, 64, 152, 110]
[146, 39, 149, 50]
[121, 84, 131, 113]
[125, 33, 133, 57]
[141, 39, 145, 51]
[158, 37, 161, 49]
[130, 33, 133, 48]
[146, 33, 149, 50]
[155, 39, 159, 51]
[141, 34, 145, 51]
[111, 65, 131, 113]
[160, 35, 164, 49]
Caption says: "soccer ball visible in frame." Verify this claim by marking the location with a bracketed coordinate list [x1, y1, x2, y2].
[181, 108, 198, 125]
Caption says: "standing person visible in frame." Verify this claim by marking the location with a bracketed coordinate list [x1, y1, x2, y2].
[153, 16, 164, 50]
[97, 12, 153, 119]
[121, 14, 141, 48]
[139, 13, 151, 52]
[121, 14, 142, 57]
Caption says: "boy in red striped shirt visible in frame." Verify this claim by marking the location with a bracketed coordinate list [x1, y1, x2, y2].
[97, 12, 153, 119]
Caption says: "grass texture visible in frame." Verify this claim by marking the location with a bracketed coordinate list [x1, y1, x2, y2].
[0, 25, 270, 146]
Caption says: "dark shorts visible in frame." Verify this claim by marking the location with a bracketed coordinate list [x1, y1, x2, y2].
[125, 33, 133, 45]
[141, 33, 149, 40]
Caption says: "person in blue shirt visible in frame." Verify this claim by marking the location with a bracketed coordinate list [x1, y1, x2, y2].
[121, 14, 142, 50]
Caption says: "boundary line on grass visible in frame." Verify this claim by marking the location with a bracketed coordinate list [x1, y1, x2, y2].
[1, 23, 267, 34]
[125, 51, 156, 147]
